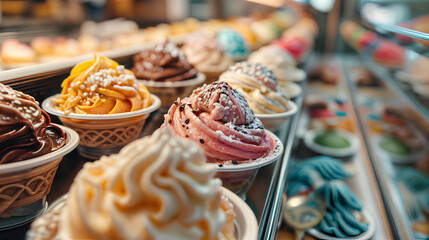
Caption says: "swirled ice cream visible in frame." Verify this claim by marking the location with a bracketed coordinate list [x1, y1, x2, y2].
[182, 33, 233, 74]
[28, 128, 235, 240]
[285, 156, 368, 238]
[248, 45, 306, 83]
[217, 28, 250, 61]
[316, 182, 368, 238]
[164, 81, 274, 163]
[53, 55, 152, 114]
[219, 62, 291, 114]
[132, 40, 198, 82]
[0, 84, 65, 164]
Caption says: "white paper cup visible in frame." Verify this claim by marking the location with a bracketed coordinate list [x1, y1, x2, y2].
[26, 186, 258, 240]
[215, 130, 284, 199]
[308, 208, 376, 240]
[138, 72, 206, 111]
[255, 101, 298, 132]
[0, 125, 79, 220]
[303, 128, 360, 158]
[42, 94, 160, 159]
[222, 187, 259, 240]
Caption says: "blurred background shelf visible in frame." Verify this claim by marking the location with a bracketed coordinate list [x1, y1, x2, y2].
[362, 56, 429, 125]
[358, 0, 429, 56]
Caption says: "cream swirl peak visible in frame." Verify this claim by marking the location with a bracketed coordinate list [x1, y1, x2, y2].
[227, 61, 278, 91]
[165, 82, 273, 163]
[28, 128, 234, 240]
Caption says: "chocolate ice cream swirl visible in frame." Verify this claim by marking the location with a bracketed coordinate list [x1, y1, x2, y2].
[132, 41, 198, 82]
[0, 84, 65, 164]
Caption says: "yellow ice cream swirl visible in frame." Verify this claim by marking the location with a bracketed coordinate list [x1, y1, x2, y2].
[219, 62, 290, 114]
[54, 55, 152, 114]
[55, 128, 229, 240]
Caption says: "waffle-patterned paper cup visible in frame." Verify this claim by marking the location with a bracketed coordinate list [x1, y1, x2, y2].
[0, 125, 78, 219]
[138, 73, 205, 111]
[26, 186, 258, 240]
[255, 100, 299, 132]
[42, 94, 160, 159]
[215, 131, 284, 199]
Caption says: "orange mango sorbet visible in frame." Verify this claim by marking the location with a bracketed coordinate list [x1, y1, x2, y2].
[54, 55, 152, 114]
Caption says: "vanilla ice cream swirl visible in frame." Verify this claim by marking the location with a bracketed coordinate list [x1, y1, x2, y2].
[219, 62, 291, 114]
[53, 128, 227, 240]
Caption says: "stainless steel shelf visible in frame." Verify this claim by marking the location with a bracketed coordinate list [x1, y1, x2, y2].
[342, 57, 412, 240]
[258, 81, 305, 240]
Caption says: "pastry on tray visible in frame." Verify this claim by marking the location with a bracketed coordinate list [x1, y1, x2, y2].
[0, 39, 37, 68]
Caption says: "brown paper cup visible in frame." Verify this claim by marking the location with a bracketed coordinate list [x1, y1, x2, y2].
[0, 125, 79, 218]
[138, 73, 205, 111]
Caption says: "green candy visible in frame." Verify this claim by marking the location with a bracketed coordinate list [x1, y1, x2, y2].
[380, 135, 411, 155]
[314, 131, 351, 149]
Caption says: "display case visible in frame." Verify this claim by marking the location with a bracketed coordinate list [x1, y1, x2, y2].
[1, 1, 429, 240]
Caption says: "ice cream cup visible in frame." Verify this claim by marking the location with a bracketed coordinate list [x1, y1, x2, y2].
[255, 100, 299, 132]
[0, 125, 78, 225]
[308, 208, 376, 240]
[138, 73, 206, 111]
[26, 186, 258, 240]
[42, 94, 161, 159]
[373, 134, 427, 164]
[215, 130, 284, 199]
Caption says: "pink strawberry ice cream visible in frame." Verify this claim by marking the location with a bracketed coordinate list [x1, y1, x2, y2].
[164, 82, 274, 164]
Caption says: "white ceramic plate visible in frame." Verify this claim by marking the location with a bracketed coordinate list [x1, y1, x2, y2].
[303, 128, 360, 157]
